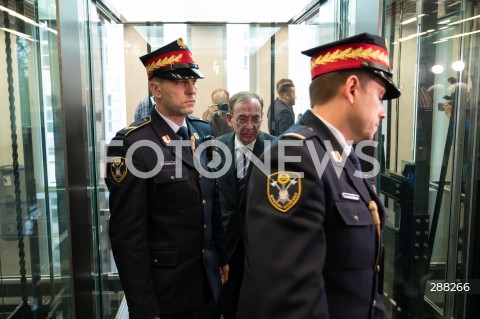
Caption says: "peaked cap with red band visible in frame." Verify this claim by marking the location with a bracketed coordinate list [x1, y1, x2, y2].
[139, 38, 204, 80]
[302, 33, 400, 100]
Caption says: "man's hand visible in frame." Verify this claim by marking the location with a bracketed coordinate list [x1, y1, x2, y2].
[443, 102, 452, 119]
[206, 104, 219, 122]
[220, 264, 230, 285]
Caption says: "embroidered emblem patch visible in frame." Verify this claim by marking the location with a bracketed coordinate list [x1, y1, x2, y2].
[111, 157, 127, 183]
[267, 171, 302, 213]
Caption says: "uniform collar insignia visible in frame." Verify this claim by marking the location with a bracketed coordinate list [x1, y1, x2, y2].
[330, 150, 342, 163]
[162, 135, 171, 144]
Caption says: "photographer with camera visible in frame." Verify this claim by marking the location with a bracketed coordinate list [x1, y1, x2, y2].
[202, 88, 234, 136]
[440, 77, 468, 118]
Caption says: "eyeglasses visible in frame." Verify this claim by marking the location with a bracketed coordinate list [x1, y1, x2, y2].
[234, 116, 263, 125]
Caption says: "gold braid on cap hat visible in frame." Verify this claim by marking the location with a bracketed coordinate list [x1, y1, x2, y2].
[312, 47, 389, 70]
[147, 54, 183, 73]
[177, 38, 187, 49]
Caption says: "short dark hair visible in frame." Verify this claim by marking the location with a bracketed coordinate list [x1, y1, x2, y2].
[309, 69, 375, 106]
[276, 79, 294, 95]
[228, 91, 263, 114]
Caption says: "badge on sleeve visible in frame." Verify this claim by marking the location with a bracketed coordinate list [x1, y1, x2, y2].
[267, 171, 302, 213]
[111, 157, 127, 183]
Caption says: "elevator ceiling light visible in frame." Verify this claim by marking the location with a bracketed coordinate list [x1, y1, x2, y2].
[431, 65, 444, 74]
[439, 29, 480, 42]
[0, 4, 39, 26]
[1, 27, 36, 41]
[448, 14, 480, 26]
[401, 17, 417, 25]
[451, 61, 465, 71]
[113, 0, 313, 23]
[447, 1, 461, 7]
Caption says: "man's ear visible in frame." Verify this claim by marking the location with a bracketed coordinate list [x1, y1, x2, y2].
[149, 81, 161, 99]
[344, 75, 361, 104]
[226, 112, 234, 126]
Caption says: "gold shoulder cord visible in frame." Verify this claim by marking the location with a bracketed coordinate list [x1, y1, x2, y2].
[369, 200, 382, 272]
[190, 135, 196, 156]
[283, 132, 306, 140]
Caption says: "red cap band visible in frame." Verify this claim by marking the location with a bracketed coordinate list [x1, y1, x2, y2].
[145, 49, 197, 78]
[310, 43, 389, 79]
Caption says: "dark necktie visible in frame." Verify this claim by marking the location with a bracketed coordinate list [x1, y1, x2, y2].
[236, 147, 247, 192]
[176, 126, 189, 140]
[350, 149, 377, 191]
[349, 150, 362, 171]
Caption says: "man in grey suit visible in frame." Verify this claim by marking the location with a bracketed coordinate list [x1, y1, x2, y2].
[215, 91, 274, 319]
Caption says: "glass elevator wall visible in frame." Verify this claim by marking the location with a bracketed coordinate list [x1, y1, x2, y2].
[380, 0, 480, 318]
[0, 0, 74, 317]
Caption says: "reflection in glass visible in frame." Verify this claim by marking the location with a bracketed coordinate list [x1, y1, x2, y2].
[381, 1, 480, 318]
[0, 0, 73, 317]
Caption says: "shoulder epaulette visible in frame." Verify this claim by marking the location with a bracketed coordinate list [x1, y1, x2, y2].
[188, 115, 213, 139]
[118, 115, 151, 136]
[187, 114, 208, 124]
[282, 126, 316, 140]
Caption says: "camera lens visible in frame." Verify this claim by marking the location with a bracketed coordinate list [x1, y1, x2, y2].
[218, 103, 229, 112]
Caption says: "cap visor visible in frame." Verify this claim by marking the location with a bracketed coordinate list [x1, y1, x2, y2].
[383, 78, 401, 100]
[369, 69, 400, 100]
[154, 68, 204, 80]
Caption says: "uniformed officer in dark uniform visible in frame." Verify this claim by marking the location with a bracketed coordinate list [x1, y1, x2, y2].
[106, 38, 229, 319]
[237, 33, 400, 319]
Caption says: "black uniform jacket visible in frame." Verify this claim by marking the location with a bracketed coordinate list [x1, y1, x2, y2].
[237, 110, 387, 319]
[215, 131, 274, 261]
[106, 111, 227, 319]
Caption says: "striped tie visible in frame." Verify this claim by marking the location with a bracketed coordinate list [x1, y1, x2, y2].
[236, 147, 247, 192]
